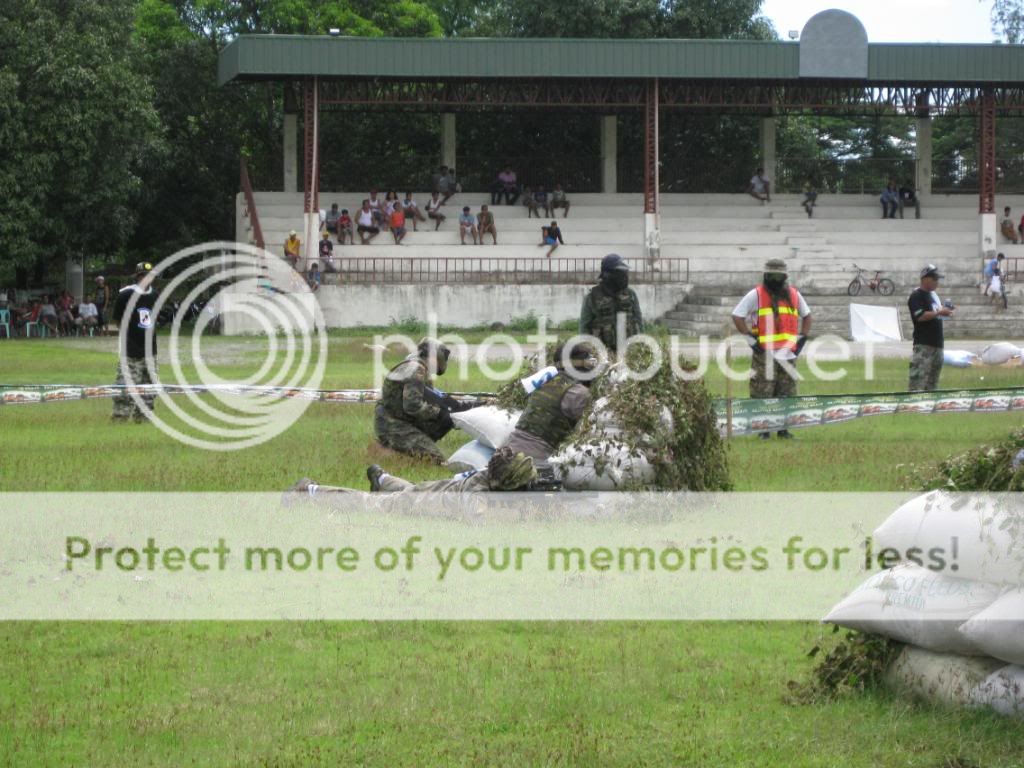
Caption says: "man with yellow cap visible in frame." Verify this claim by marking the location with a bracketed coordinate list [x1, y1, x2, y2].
[731, 258, 813, 439]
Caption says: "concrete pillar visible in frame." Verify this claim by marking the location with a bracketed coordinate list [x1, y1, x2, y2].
[760, 117, 777, 190]
[441, 113, 456, 170]
[65, 258, 83, 302]
[980, 213, 997, 259]
[284, 114, 298, 193]
[915, 117, 932, 197]
[600, 115, 617, 194]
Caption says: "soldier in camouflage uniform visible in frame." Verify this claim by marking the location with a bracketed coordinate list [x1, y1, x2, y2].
[112, 262, 159, 423]
[284, 448, 539, 505]
[375, 338, 463, 463]
[731, 258, 812, 439]
[505, 342, 597, 475]
[579, 254, 644, 356]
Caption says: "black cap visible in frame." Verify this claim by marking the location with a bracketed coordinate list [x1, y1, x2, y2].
[920, 264, 944, 279]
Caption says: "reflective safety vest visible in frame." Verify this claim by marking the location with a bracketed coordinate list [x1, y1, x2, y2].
[755, 284, 801, 352]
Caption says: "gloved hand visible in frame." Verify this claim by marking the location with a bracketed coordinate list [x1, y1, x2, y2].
[443, 395, 475, 413]
[438, 408, 455, 433]
[793, 334, 808, 357]
[746, 334, 762, 352]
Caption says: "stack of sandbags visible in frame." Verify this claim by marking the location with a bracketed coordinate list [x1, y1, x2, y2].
[447, 405, 520, 473]
[549, 396, 658, 491]
[824, 492, 1024, 717]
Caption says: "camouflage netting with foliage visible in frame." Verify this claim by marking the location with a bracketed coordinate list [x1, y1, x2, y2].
[922, 428, 1024, 491]
[496, 340, 731, 491]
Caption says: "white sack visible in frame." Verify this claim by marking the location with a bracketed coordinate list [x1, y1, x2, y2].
[822, 564, 1002, 654]
[958, 588, 1024, 665]
[972, 665, 1024, 717]
[872, 492, 1024, 585]
[446, 440, 495, 473]
[886, 646, 1005, 709]
[980, 342, 1022, 366]
[549, 442, 656, 491]
[452, 406, 521, 449]
[943, 349, 978, 368]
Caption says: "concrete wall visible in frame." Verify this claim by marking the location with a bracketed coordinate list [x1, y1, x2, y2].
[222, 283, 687, 333]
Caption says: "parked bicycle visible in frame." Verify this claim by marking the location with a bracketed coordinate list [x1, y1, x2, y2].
[847, 264, 895, 296]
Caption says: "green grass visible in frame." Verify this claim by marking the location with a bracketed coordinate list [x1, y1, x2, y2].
[2, 336, 1023, 765]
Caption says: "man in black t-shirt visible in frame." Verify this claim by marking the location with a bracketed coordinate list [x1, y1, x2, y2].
[907, 264, 954, 392]
[112, 262, 159, 422]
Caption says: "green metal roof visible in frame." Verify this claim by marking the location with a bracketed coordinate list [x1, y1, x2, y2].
[218, 35, 1024, 87]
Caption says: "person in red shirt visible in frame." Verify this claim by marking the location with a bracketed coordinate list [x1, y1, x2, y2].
[390, 206, 407, 245]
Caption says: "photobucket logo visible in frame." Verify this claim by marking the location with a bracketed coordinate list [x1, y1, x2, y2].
[120, 242, 327, 450]
[372, 313, 868, 386]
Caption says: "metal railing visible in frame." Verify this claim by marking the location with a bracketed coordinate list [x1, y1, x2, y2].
[321, 256, 688, 285]
[240, 158, 265, 250]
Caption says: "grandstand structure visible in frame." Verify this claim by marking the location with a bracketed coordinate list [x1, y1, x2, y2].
[221, 11, 1024, 337]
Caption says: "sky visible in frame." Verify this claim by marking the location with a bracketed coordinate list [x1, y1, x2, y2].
[761, 0, 999, 43]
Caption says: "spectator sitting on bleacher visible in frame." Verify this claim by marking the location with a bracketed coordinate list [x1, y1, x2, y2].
[319, 231, 336, 271]
[492, 166, 519, 205]
[368, 190, 387, 228]
[880, 182, 899, 219]
[357, 200, 381, 245]
[325, 203, 340, 235]
[522, 187, 541, 218]
[76, 299, 99, 332]
[478, 205, 497, 245]
[748, 168, 771, 203]
[433, 166, 456, 205]
[534, 186, 551, 218]
[800, 179, 817, 218]
[385, 190, 400, 215]
[550, 183, 571, 218]
[1001, 206, 1019, 244]
[539, 221, 564, 258]
[390, 205, 408, 245]
[403, 192, 426, 231]
[284, 230, 302, 268]
[458, 206, 478, 245]
[426, 192, 446, 230]
[337, 209, 354, 245]
[306, 262, 321, 292]
[898, 181, 921, 219]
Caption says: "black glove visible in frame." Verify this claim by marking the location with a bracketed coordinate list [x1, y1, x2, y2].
[747, 333, 762, 353]
[438, 408, 455, 433]
[443, 395, 475, 413]
[793, 335, 808, 357]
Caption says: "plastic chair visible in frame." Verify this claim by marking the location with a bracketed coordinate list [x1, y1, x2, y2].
[0, 309, 10, 339]
[25, 321, 49, 338]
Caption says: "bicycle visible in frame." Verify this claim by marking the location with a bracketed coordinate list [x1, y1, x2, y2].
[847, 264, 895, 297]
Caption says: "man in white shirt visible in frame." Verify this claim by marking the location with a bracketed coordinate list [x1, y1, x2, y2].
[76, 301, 99, 331]
[357, 200, 380, 245]
[748, 167, 771, 203]
[731, 258, 812, 439]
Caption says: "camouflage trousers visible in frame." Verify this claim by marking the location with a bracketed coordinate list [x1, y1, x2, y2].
[373, 404, 450, 463]
[112, 357, 158, 422]
[909, 344, 944, 392]
[749, 347, 799, 399]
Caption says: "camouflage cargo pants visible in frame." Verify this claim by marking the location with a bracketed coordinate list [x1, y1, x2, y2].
[112, 357, 158, 422]
[374, 404, 449, 463]
[909, 344, 944, 392]
[749, 347, 799, 399]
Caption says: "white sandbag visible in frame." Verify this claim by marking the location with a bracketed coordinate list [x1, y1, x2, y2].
[943, 349, 978, 368]
[822, 564, 1002, 654]
[958, 588, 1024, 665]
[445, 439, 495, 473]
[451, 406, 521, 449]
[872, 492, 1024, 585]
[549, 442, 656, 491]
[972, 665, 1024, 716]
[980, 342, 1021, 366]
[886, 646, 1005, 709]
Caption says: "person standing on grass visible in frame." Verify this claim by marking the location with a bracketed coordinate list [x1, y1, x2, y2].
[112, 262, 159, 423]
[908, 264, 954, 392]
[579, 254, 644, 357]
[731, 258, 812, 440]
[94, 276, 111, 334]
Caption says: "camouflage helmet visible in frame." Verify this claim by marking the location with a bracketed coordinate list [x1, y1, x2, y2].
[486, 447, 537, 491]
[763, 258, 787, 273]
[554, 340, 599, 373]
[417, 337, 451, 360]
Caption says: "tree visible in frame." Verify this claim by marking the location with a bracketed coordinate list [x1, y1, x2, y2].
[0, 0, 161, 285]
[988, 0, 1024, 43]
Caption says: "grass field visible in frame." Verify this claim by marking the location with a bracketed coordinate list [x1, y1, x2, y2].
[2, 335, 1024, 766]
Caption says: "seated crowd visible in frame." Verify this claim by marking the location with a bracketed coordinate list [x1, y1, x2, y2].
[0, 276, 110, 338]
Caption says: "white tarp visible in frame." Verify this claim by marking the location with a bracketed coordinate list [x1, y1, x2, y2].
[849, 303, 903, 342]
